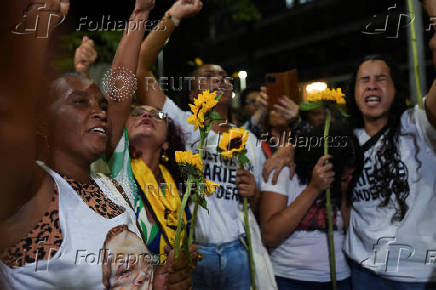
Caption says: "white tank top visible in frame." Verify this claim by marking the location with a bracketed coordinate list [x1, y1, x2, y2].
[0, 165, 153, 289]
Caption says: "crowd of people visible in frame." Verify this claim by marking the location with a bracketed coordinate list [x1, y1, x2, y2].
[0, 0, 435, 289]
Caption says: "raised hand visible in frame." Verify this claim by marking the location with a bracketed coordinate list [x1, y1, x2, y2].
[74, 36, 97, 75]
[259, 86, 269, 111]
[12, 0, 70, 37]
[168, 0, 204, 19]
[35, 0, 70, 17]
[273, 96, 299, 123]
[135, 0, 155, 11]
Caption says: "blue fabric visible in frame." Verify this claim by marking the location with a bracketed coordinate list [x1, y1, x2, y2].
[192, 238, 250, 290]
[351, 262, 436, 290]
[275, 276, 351, 290]
[147, 230, 161, 254]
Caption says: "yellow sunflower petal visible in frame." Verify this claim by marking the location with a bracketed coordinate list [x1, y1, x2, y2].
[186, 115, 199, 130]
[218, 128, 249, 158]
[205, 179, 218, 196]
[221, 150, 234, 159]
[336, 97, 346, 105]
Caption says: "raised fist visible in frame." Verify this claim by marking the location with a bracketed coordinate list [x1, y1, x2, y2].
[135, 0, 156, 12]
[168, 0, 203, 19]
[74, 36, 98, 75]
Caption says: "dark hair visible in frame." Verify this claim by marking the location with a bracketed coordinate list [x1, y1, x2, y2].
[346, 54, 418, 222]
[190, 64, 233, 123]
[239, 87, 259, 108]
[346, 54, 407, 129]
[160, 117, 186, 190]
[294, 123, 362, 208]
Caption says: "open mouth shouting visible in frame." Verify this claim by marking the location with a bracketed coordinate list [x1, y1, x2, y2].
[364, 95, 381, 106]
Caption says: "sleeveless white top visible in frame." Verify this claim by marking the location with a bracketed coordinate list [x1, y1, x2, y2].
[0, 164, 153, 289]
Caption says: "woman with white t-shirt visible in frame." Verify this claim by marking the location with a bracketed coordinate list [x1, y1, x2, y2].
[344, 54, 436, 289]
[261, 125, 361, 290]
[0, 0, 195, 288]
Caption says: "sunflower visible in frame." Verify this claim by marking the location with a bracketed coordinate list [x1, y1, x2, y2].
[204, 179, 219, 196]
[186, 90, 219, 130]
[307, 88, 346, 105]
[307, 91, 323, 102]
[333, 88, 346, 105]
[194, 57, 204, 66]
[175, 151, 203, 172]
[218, 128, 249, 159]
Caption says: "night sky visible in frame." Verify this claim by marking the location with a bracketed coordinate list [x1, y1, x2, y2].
[54, 0, 435, 105]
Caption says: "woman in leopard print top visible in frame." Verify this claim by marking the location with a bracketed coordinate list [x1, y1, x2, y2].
[0, 0, 196, 289]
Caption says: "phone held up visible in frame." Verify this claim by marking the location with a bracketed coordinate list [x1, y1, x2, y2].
[265, 69, 299, 110]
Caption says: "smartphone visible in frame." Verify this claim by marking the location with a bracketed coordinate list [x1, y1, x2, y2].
[265, 69, 299, 110]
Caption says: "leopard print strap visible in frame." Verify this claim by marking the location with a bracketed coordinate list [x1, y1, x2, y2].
[0, 183, 63, 269]
[62, 175, 125, 219]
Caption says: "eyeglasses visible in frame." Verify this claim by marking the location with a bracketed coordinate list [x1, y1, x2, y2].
[130, 107, 168, 121]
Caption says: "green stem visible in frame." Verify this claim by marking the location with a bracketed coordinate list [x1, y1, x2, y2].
[323, 108, 336, 290]
[174, 178, 193, 259]
[189, 135, 205, 246]
[188, 199, 199, 246]
[239, 161, 256, 290]
[244, 197, 256, 290]
[199, 133, 205, 159]
[407, 0, 424, 109]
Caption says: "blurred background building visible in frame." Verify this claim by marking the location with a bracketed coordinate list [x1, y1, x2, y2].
[55, 0, 434, 109]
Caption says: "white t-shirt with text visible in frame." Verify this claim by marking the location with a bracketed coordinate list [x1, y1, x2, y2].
[344, 105, 436, 282]
[163, 97, 266, 244]
[262, 168, 351, 282]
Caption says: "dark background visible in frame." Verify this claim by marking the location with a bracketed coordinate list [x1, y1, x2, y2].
[54, 0, 435, 106]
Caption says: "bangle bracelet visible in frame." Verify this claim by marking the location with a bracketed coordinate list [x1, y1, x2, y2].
[165, 11, 181, 27]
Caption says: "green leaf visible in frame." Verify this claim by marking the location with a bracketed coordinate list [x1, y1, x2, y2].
[215, 92, 223, 101]
[209, 111, 222, 121]
[238, 153, 250, 165]
[299, 101, 324, 111]
[204, 121, 214, 136]
[336, 106, 350, 117]
[198, 195, 209, 214]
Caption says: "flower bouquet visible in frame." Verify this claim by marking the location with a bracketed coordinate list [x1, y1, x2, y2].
[173, 90, 222, 259]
